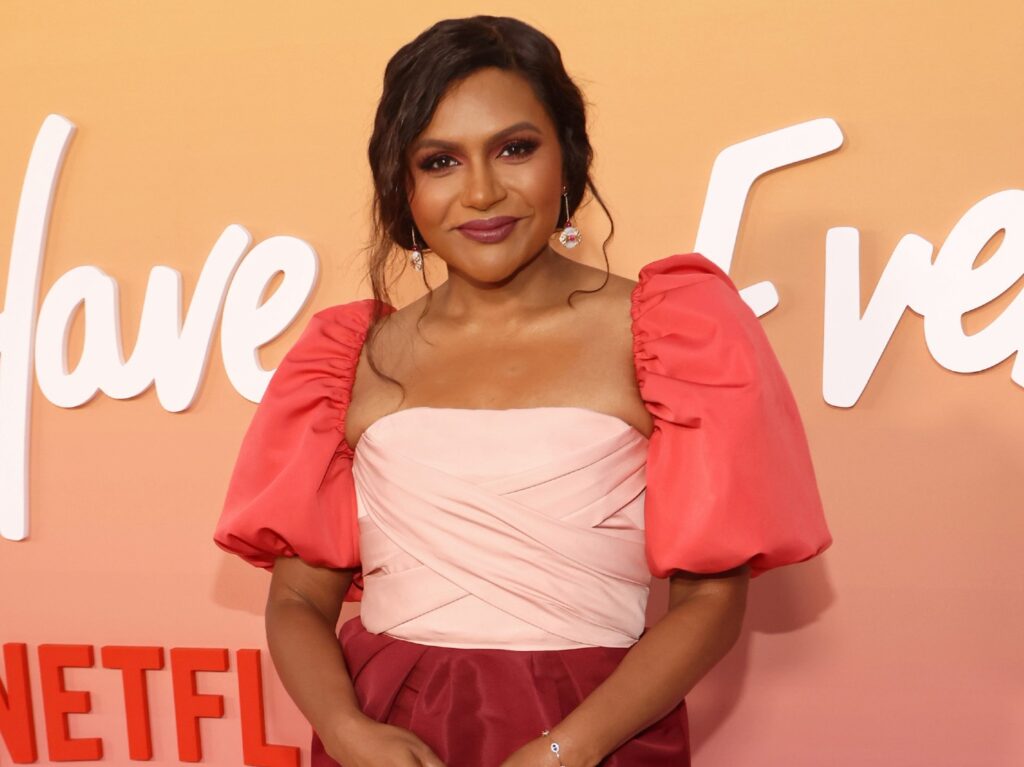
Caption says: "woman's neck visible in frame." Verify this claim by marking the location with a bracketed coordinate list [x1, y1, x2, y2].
[430, 245, 572, 326]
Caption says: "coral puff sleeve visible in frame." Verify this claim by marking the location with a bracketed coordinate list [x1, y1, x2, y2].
[213, 299, 385, 603]
[630, 253, 833, 579]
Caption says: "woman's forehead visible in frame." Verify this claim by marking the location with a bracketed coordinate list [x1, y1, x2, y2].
[420, 68, 553, 142]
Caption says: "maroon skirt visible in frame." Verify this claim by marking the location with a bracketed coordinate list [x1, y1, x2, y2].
[311, 615, 690, 766]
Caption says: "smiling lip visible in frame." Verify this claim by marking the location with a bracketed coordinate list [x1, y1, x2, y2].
[457, 216, 520, 243]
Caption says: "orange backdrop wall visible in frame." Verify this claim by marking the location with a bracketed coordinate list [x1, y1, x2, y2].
[2, 1, 1022, 765]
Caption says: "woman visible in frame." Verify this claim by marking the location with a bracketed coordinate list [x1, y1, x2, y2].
[214, 15, 832, 767]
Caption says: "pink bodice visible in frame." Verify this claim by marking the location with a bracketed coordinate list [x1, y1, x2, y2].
[353, 406, 652, 650]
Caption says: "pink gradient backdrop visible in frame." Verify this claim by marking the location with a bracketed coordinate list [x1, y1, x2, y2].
[2, 1, 1022, 765]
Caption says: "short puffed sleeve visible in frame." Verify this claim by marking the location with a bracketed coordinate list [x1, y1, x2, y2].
[213, 298, 386, 602]
[630, 253, 833, 579]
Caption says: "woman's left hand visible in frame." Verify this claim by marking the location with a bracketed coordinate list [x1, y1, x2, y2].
[497, 735, 560, 767]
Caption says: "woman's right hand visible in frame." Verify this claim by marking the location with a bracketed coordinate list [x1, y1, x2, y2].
[262, 559, 445, 764]
[326, 716, 449, 767]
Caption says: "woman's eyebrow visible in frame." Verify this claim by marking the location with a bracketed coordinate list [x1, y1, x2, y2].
[410, 121, 542, 153]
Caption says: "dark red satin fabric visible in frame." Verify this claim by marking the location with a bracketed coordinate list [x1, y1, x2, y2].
[311, 616, 690, 767]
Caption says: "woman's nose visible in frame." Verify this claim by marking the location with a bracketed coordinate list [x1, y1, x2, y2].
[461, 162, 507, 210]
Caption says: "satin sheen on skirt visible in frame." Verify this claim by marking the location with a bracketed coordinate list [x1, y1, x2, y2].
[310, 615, 690, 767]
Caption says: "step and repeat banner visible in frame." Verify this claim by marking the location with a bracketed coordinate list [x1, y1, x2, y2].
[2, 2, 1021, 765]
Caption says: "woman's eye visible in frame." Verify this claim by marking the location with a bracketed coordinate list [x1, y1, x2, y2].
[420, 154, 456, 171]
[499, 139, 538, 159]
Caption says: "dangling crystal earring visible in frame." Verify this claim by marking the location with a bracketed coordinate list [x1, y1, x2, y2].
[558, 185, 581, 249]
[410, 224, 424, 272]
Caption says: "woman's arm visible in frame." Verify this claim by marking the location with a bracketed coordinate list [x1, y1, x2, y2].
[265, 556, 448, 767]
[265, 557, 364, 742]
[501, 564, 750, 767]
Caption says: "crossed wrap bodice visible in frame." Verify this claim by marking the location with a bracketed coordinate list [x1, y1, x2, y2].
[214, 254, 834, 654]
[352, 406, 652, 650]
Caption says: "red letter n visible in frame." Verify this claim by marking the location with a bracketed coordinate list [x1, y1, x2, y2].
[0, 644, 36, 763]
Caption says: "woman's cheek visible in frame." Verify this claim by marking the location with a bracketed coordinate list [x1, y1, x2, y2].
[523, 162, 561, 201]
[409, 181, 447, 225]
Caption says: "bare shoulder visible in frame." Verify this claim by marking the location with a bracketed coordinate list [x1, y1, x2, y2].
[558, 259, 650, 434]
[560, 259, 638, 330]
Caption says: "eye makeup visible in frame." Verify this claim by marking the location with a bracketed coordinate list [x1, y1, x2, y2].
[417, 138, 540, 172]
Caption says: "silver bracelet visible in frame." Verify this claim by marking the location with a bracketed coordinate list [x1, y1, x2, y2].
[541, 729, 566, 766]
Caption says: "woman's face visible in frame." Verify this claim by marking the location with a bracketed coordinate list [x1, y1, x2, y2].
[405, 66, 565, 285]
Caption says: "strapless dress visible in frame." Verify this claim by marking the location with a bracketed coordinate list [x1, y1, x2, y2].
[215, 253, 836, 767]
[311, 406, 690, 767]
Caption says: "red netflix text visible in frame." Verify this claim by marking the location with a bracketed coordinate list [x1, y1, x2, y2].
[0, 644, 298, 765]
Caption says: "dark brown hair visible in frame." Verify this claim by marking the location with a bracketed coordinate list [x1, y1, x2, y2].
[360, 14, 615, 396]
